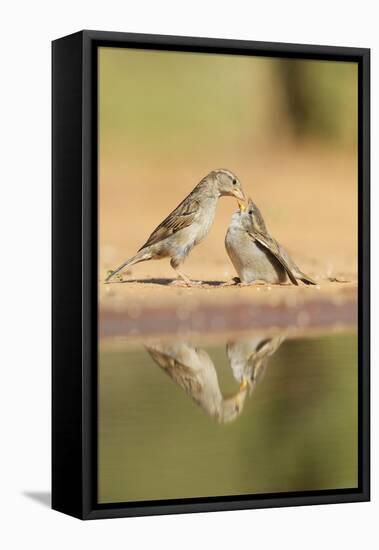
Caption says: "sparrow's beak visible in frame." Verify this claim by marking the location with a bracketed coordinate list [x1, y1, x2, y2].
[238, 199, 247, 212]
[235, 382, 248, 408]
[232, 187, 246, 202]
[225, 378, 248, 402]
[239, 378, 248, 391]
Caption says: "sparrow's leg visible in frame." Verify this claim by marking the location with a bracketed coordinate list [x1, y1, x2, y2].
[173, 268, 194, 286]
[170, 257, 202, 287]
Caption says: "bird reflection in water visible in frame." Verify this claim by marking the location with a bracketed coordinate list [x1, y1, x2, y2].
[145, 334, 285, 424]
[227, 335, 285, 394]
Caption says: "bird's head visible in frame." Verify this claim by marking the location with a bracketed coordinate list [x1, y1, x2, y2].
[238, 197, 255, 215]
[218, 381, 248, 423]
[211, 169, 246, 202]
[237, 197, 266, 232]
[229, 196, 248, 225]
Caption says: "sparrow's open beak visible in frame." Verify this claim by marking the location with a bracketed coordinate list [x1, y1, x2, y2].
[239, 378, 248, 391]
[238, 199, 247, 212]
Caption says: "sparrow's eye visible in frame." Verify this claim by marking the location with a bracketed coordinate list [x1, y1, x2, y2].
[248, 210, 253, 215]
[232, 178, 237, 185]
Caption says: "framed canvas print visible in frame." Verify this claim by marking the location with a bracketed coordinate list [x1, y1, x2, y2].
[52, 30, 370, 520]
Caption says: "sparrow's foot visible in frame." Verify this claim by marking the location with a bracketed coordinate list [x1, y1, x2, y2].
[171, 279, 203, 288]
[188, 280, 204, 287]
[238, 280, 267, 287]
[172, 267, 203, 287]
[170, 279, 188, 287]
[222, 277, 240, 286]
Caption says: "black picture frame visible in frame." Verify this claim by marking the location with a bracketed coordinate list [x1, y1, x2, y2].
[52, 30, 370, 520]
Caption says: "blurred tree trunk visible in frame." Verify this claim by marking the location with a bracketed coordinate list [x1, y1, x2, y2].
[278, 60, 310, 139]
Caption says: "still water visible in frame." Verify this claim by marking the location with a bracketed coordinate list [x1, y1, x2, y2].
[98, 331, 358, 504]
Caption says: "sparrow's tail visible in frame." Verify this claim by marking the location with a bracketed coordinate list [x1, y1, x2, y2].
[105, 250, 151, 282]
[297, 271, 317, 286]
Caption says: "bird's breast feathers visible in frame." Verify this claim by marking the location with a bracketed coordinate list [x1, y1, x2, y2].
[192, 199, 218, 243]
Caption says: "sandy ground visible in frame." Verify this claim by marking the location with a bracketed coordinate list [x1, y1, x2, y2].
[99, 143, 357, 333]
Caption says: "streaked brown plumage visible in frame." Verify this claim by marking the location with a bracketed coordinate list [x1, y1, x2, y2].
[106, 169, 245, 285]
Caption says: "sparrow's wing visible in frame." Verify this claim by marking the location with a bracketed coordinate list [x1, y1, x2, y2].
[139, 197, 200, 250]
[246, 336, 284, 387]
[145, 346, 203, 394]
[251, 204, 269, 234]
[246, 355, 269, 386]
[247, 226, 299, 286]
[278, 244, 317, 285]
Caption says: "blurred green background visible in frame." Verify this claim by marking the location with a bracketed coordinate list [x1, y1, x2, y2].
[99, 332, 357, 503]
[99, 48, 357, 155]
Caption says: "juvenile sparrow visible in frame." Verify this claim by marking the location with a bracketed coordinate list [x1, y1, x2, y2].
[105, 169, 245, 285]
[145, 341, 248, 424]
[225, 199, 317, 286]
[227, 334, 285, 394]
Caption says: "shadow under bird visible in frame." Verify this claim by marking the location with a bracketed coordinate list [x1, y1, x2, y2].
[225, 198, 317, 286]
[105, 169, 245, 285]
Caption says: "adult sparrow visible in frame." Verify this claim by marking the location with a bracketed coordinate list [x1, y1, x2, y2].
[106, 169, 245, 285]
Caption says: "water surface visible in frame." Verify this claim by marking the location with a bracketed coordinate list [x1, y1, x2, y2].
[98, 331, 357, 503]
